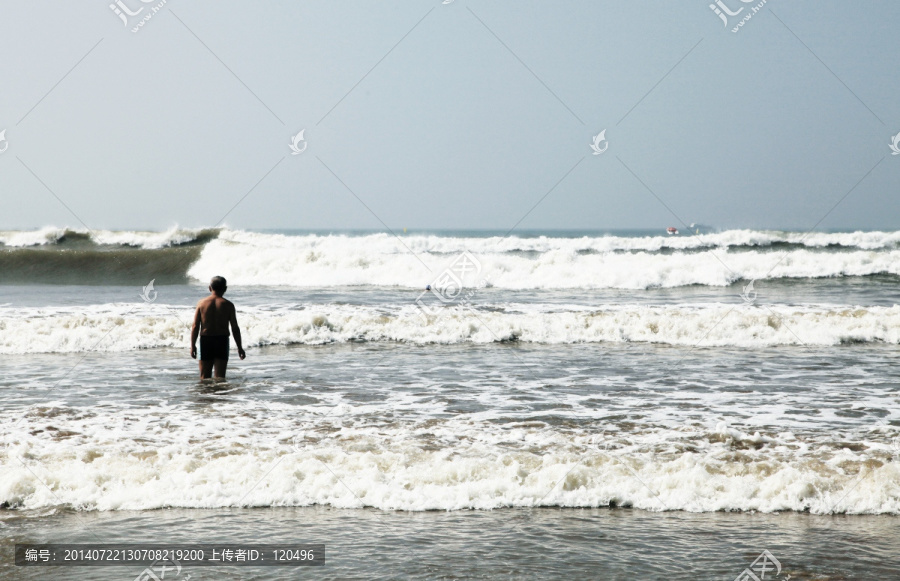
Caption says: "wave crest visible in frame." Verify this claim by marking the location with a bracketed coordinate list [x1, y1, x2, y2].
[3, 304, 899, 353]
[3, 228, 900, 288]
[0, 226, 219, 248]
[3, 419, 898, 513]
[190, 231, 900, 289]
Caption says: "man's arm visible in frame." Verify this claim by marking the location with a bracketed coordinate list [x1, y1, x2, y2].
[190, 304, 202, 359]
[229, 303, 246, 360]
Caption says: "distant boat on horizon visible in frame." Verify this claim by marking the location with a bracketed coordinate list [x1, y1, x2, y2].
[667, 227, 678, 235]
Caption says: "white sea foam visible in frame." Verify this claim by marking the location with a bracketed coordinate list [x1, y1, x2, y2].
[90, 226, 212, 249]
[2, 303, 899, 354]
[0, 226, 70, 247]
[5, 226, 900, 251]
[203, 229, 900, 254]
[2, 411, 897, 514]
[4, 228, 900, 287]
[197, 228, 900, 253]
[186, 230, 900, 289]
[0, 226, 212, 248]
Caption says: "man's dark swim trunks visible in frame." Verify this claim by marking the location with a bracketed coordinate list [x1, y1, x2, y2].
[200, 335, 229, 361]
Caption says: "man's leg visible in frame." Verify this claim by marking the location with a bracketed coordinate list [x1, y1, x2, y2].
[199, 360, 214, 379]
[213, 358, 228, 379]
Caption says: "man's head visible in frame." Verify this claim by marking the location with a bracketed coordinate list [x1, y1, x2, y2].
[209, 276, 227, 296]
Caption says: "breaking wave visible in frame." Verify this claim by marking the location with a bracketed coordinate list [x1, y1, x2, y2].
[0, 226, 219, 249]
[0, 227, 218, 284]
[3, 414, 898, 514]
[2, 227, 900, 288]
[3, 303, 900, 354]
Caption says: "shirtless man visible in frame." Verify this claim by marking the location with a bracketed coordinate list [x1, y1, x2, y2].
[190, 276, 246, 379]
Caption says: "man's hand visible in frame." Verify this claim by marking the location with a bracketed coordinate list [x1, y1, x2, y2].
[191, 305, 201, 360]
[238, 347, 246, 360]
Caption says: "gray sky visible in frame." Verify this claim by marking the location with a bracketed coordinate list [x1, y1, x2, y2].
[1, 1, 898, 232]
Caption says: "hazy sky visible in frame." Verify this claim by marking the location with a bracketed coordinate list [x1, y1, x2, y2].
[1, 1, 898, 232]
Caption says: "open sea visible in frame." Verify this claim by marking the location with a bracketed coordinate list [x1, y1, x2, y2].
[1, 227, 899, 580]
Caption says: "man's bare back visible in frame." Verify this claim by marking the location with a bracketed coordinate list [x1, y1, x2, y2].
[190, 276, 246, 379]
[196, 295, 234, 337]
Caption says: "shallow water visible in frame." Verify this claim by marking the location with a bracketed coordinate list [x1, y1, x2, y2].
[3, 342, 898, 515]
[3, 506, 898, 580]
[2, 229, 899, 579]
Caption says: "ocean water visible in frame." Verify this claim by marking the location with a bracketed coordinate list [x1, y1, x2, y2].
[1, 227, 899, 579]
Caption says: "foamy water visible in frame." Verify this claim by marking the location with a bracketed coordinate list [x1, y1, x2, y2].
[1, 228, 899, 519]
[186, 229, 900, 289]
[2, 343, 899, 515]
[3, 227, 900, 288]
[1, 302, 900, 354]
[6, 226, 900, 250]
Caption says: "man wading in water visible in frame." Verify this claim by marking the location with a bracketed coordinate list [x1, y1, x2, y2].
[190, 276, 246, 379]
